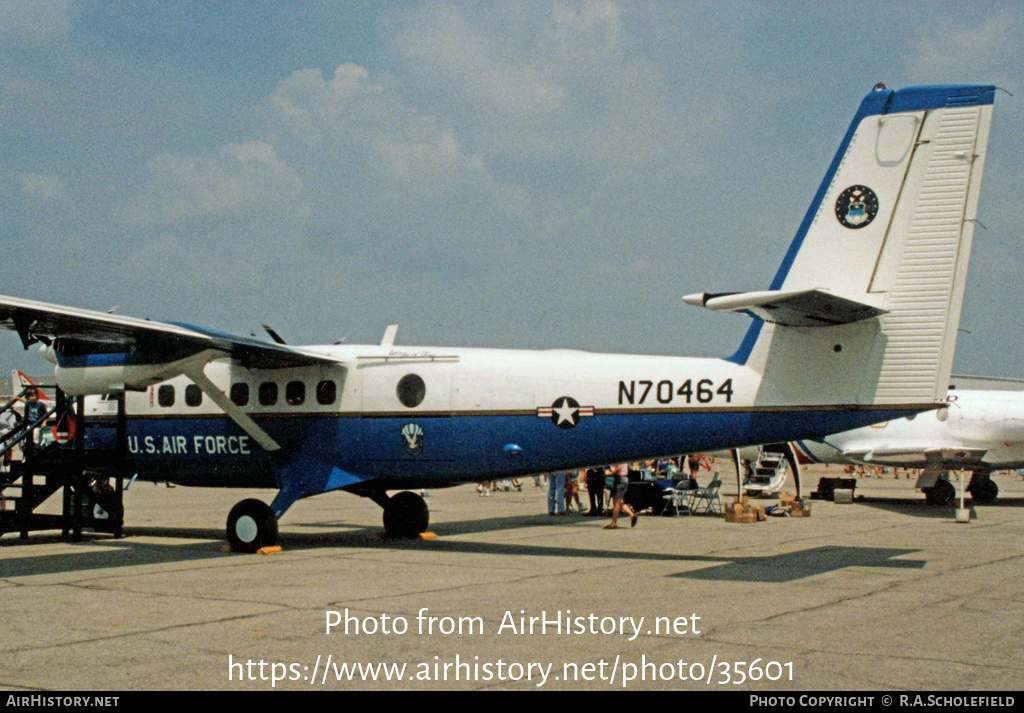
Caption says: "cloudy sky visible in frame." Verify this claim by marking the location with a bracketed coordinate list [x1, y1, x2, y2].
[1, 1, 1022, 379]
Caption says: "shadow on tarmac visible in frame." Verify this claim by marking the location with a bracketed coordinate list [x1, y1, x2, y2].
[0, 512, 924, 584]
[671, 545, 923, 583]
[851, 494, 1024, 519]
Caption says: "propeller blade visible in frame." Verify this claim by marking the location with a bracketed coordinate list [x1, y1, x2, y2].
[262, 324, 287, 345]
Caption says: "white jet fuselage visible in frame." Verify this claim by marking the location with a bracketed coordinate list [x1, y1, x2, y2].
[795, 390, 1024, 473]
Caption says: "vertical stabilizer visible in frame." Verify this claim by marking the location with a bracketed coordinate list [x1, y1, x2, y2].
[730, 85, 995, 407]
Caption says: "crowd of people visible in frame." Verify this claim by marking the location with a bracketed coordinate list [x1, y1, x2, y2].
[477, 455, 715, 530]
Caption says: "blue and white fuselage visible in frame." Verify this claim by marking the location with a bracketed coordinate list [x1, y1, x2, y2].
[85, 345, 925, 493]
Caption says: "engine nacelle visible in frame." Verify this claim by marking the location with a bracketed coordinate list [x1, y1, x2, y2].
[45, 338, 218, 395]
[54, 363, 184, 395]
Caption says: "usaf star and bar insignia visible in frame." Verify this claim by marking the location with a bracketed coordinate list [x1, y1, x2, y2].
[537, 396, 595, 429]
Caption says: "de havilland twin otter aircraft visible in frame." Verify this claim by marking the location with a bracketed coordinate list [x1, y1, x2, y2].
[0, 84, 998, 550]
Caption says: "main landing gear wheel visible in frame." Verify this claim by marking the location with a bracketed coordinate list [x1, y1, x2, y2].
[227, 499, 279, 552]
[924, 479, 956, 507]
[383, 491, 429, 538]
[968, 475, 999, 504]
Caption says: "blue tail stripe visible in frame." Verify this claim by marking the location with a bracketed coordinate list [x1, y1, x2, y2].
[766, 88, 891, 293]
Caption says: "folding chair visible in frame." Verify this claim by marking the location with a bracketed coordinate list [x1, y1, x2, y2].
[661, 478, 698, 516]
[688, 475, 722, 515]
[660, 485, 686, 516]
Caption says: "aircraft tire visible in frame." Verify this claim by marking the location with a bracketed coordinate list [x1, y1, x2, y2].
[968, 477, 999, 504]
[383, 491, 429, 538]
[227, 498, 278, 552]
[924, 479, 956, 507]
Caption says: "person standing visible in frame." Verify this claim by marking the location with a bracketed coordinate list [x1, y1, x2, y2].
[565, 470, 584, 513]
[585, 466, 604, 516]
[18, 387, 49, 445]
[20, 387, 47, 426]
[603, 463, 637, 529]
[547, 471, 566, 515]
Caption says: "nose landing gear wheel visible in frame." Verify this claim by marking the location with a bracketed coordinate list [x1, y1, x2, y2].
[227, 498, 278, 552]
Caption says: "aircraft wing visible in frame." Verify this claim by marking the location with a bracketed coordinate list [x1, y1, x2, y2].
[842, 445, 989, 468]
[0, 294, 336, 370]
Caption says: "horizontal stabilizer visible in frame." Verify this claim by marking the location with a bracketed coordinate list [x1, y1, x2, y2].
[683, 289, 886, 327]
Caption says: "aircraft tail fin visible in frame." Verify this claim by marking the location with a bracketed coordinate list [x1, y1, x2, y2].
[11, 369, 54, 402]
[690, 84, 996, 407]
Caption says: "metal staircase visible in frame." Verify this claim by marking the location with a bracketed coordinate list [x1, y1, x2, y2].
[0, 389, 126, 542]
[742, 444, 791, 496]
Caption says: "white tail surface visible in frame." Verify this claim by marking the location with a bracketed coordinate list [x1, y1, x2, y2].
[737, 85, 995, 407]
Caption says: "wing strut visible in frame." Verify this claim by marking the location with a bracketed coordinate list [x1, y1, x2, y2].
[182, 363, 281, 452]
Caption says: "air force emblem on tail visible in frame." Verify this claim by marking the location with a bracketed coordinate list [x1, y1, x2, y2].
[835, 185, 879, 228]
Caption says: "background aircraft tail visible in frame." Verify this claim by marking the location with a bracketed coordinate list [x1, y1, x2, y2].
[706, 85, 995, 408]
[11, 370, 53, 402]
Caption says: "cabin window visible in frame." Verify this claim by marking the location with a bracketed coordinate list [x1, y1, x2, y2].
[185, 384, 203, 407]
[259, 381, 278, 406]
[157, 385, 175, 407]
[286, 381, 305, 406]
[396, 373, 426, 408]
[316, 380, 336, 405]
[230, 383, 249, 406]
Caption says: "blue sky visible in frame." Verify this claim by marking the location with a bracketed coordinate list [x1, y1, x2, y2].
[1, 1, 1022, 378]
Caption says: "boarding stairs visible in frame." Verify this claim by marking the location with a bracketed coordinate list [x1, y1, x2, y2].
[742, 444, 790, 497]
[0, 389, 126, 541]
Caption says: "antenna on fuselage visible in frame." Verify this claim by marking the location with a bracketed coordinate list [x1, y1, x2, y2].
[380, 325, 398, 346]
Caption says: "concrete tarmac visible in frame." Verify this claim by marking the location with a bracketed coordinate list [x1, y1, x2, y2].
[2, 465, 1023, 691]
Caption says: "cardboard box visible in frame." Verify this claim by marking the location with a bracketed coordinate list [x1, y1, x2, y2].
[725, 509, 758, 524]
[725, 499, 767, 523]
[789, 500, 812, 518]
[834, 488, 854, 504]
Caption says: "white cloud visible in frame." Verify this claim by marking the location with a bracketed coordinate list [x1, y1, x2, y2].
[385, 0, 680, 177]
[269, 62, 489, 184]
[13, 172, 72, 208]
[269, 63, 385, 150]
[373, 122, 484, 180]
[393, 2, 568, 118]
[129, 141, 305, 225]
